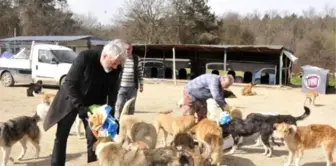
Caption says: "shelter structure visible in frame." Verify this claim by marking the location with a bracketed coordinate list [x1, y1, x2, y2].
[0, 35, 109, 54]
[132, 44, 298, 86]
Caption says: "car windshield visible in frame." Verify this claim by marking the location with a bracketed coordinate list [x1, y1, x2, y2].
[51, 50, 77, 63]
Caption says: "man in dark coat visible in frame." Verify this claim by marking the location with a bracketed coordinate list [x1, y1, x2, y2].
[43, 39, 127, 166]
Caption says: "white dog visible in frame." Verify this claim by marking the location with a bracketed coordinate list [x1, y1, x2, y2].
[35, 100, 84, 139]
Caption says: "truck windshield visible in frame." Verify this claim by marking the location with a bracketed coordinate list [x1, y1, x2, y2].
[52, 50, 77, 63]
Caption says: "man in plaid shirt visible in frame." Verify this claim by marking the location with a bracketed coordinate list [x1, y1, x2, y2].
[182, 74, 234, 122]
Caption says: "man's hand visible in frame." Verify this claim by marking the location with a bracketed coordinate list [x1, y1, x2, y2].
[139, 84, 144, 93]
[78, 107, 90, 120]
[223, 104, 230, 112]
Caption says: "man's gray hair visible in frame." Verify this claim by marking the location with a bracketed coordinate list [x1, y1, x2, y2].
[102, 39, 127, 63]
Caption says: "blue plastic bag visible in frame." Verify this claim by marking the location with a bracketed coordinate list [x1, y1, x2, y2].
[88, 104, 119, 139]
[219, 111, 231, 125]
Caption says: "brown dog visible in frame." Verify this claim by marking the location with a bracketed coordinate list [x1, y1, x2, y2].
[171, 132, 212, 166]
[154, 112, 196, 147]
[304, 90, 319, 106]
[242, 82, 256, 96]
[189, 119, 223, 166]
[274, 122, 336, 166]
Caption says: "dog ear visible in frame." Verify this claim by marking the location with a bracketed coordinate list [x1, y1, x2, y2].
[87, 111, 93, 118]
[273, 123, 279, 129]
[289, 125, 297, 134]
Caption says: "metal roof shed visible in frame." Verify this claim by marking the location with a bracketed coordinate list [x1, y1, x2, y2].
[0, 35, 110, 48]
[132, 44, 298, 86]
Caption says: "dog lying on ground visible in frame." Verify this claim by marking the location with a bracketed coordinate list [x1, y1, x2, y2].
[26, 80, 43, 97]
[154, 111, 196, 147]
[189, 119, 223, 166]
[304, 90, 319, 106]
[221, 106, 311, 157]
[94, 138, 148, 166]
[37, 93, 84, 139]
[274, 122, 336, 166]
[242, 82, 256, 96]
[94, 137, 195, 166]
[0, 114, 41, 166]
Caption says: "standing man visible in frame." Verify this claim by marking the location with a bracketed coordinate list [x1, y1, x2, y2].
[181, 74, 234, 122]
[114, 42, 143, 120]
[43, 39, 128, 166]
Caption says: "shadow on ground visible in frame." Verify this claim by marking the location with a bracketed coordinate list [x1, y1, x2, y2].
[13, 152, 84, 166]
[222, 155, 257, 166]
[302, 162, 330, 166]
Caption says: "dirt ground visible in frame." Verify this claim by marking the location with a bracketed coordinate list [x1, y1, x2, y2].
[0, 82, 335, 166]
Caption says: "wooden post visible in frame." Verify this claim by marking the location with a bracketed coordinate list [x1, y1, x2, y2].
[279, 50, 284, 87]
[223, 49, 227, 72]
[172, 47, 177, 85]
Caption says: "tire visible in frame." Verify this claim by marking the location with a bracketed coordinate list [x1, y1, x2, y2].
[1, 72, 14, 87]
[60, 76, 66, 86]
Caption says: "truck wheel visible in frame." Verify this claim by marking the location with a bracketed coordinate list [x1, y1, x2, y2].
[1, 72, 14, 87]
[60, 76, 66, 86]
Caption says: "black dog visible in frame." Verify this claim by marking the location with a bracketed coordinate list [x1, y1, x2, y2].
[223, 89, 237, 98]
[220, 106, 310, 157]
[26, 80, 43, 97]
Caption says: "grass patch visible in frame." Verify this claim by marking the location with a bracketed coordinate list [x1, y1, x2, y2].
[290, 76, 336, 87]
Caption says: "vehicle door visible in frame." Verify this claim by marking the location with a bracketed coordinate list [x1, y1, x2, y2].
[34, 49, 58, 82]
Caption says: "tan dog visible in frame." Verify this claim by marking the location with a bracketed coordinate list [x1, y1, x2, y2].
[304, 90, 319, 106]
[114, 98, 144, 145]
[154, 112, 196, 147]
[87, 111, 105, 137]
[242, 82, 256, 96]
[189, 119, 223, 166]
[94, 138, 147, 166]
[274, 122, 336, 166]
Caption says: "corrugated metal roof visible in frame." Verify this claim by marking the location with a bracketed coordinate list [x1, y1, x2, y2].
[0, 35, 92, 42]
[132, 44, 289, 51]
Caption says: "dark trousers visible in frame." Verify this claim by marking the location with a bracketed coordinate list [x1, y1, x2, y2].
[51, 110, 97, 166]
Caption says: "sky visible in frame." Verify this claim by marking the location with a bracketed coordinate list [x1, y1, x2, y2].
[67, 0, 336, 25]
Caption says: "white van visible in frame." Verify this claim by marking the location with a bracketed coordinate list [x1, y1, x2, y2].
[0, 41, 76, 87]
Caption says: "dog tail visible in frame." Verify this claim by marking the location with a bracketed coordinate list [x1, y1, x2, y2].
[119, 97, 136, 119]
[158, 110, 173, 114]
[295, 106, 311, 121]
[32, 112, 41, 122]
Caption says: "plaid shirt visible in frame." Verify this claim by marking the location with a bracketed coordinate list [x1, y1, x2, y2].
[184, 74, 226, 109]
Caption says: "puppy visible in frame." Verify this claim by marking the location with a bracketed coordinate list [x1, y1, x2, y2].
[0, 114, 41, 166]
[26, 80, 43, 97]
[274, 123, 336, 166]
[242, 82, 256, 96]
[154, 112, 196, 147]
[304, 90, 319, 106]
[189, 119, 223, 166]
[221, 106, 311, 157]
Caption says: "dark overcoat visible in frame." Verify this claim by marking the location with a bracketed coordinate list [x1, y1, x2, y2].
[43, 49, 121, 131]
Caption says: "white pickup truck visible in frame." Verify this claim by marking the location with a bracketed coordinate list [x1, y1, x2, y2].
[0, 42, 77, 87]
